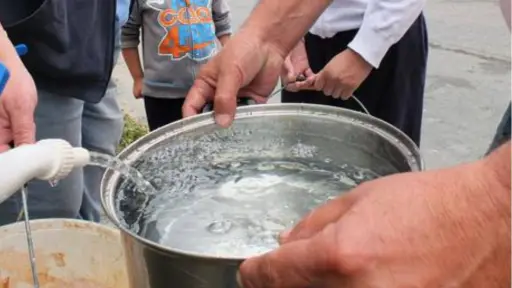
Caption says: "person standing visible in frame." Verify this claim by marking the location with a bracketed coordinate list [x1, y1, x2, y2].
[122, 0, 232, 131]
[281, 0, 428, 146]
[182, 0, 511, 285]
[0, 0, 130, 224]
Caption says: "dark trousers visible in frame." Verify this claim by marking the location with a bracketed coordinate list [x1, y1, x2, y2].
[282, 14, 428, 146]
[143, 96, 186, 131]
[487, 103, 511, 155]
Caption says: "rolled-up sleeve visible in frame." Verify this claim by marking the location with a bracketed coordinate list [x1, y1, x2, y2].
[347, 0, 426, 68]
[212, 0, 232, 37]
[121, 0, 142, 49]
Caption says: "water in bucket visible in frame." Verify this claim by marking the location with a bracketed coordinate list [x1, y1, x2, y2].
[106, 133, 386, 259]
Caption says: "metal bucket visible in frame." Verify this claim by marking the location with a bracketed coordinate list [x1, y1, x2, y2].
[101, 104, 423, 288]
[0, 219, 128, 287]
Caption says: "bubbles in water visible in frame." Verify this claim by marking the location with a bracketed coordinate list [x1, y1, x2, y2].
[207, 220, 233, 234]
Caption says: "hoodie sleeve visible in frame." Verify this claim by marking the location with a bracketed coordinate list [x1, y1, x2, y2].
[212, 0, 232, 37]
[347, 0, 426, 68]
[121, 0, 142, 49]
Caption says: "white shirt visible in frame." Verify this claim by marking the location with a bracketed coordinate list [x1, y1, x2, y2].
[310, 0, 426, 68]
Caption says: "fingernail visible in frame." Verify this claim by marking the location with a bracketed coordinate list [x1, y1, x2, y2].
[216, 114, 232, 127]
[236, 271, 244, 288]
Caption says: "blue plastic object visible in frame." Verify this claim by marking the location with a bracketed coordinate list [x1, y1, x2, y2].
[15, 44, 28, 56]
[0, 44, 28, 96]
[0, 63, 10, 95]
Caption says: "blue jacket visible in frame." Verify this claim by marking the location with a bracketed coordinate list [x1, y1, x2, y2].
[0, 0, 128, 103]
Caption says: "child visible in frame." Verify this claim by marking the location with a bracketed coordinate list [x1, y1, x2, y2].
[121, 0, 232, 131]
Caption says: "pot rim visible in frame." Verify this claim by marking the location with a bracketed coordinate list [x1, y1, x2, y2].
[101, 103, 424, 261]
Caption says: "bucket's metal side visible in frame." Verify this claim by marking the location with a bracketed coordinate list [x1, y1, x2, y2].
[121, 232, 241, 288]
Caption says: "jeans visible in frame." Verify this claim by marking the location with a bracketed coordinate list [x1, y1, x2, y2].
[0, 73, 123, 225]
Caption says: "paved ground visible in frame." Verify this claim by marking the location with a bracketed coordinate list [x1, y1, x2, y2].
[112, 0, 511, 169]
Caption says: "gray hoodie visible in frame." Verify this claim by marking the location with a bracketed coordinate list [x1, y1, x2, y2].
[121, 0, 232, 99]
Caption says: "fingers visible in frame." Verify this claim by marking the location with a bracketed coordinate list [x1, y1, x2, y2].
[304, 68, 314, 78]
[297, 74, 317, 91]
[183, 79, 214, 118]
[314, 71, 325, 92]
[239, 226, 338, 288]
[0, 144, 9, 153]
[312, 71, 355, 99]
[0, 128, 12, 153]
[9, 106, 35, 147]
[213, 66, 243, 127]
[332, 87, 344, 99]
[280, 193, 358, 244]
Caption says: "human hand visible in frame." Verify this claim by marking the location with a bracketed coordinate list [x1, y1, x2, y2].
[182, 31, 284, 127]
[239, 154, 511, 287]
[281, 40, 315, 92]
[314, 48, 372, 100]
[0, 60, 37, 152]
[133, 78, 143, 99]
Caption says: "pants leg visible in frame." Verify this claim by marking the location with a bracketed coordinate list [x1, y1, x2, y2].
[486, 104, 511, 155]
[80, 80, 124, 222]
[143, 96, 186, 131]
[0, 90, 84, 226]
[370, 14, 428, 146]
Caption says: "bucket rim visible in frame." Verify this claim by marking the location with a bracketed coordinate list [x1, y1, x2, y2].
[0, 218, 120, 237]
[101, 103, 424, 261]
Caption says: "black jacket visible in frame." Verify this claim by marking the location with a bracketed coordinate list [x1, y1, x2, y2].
[0, 0, 117, 103]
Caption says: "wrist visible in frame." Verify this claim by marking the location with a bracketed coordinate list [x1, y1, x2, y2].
[468, 141, 511, 217]
[238, 0, 331, 59]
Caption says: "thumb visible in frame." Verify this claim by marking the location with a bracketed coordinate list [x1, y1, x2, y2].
[213, 67, 241, 127]
[183, 79, 214, 118]
[280, 193, 357, 244]
[239, 227, 337, 288]
[9, 108, 35, 147]
[283, 59, 295, 83]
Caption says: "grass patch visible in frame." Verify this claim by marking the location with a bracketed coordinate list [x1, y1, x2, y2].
[117, 113, 149, 153]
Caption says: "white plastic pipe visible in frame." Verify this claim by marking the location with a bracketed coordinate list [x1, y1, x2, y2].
[0, 139, 90, 204]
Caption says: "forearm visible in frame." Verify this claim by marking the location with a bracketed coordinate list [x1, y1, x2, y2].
[240, 0, 332, 57]
[122, 48, 143, 80]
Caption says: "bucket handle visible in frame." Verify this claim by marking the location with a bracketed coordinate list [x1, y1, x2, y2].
[351, 95, 370, 115]
[202, 94, 370, 115]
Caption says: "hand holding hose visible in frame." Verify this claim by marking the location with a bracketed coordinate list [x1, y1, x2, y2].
[0, 38, 37, 152]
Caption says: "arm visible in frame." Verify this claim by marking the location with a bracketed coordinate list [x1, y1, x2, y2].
[240, 0, 333, 57]
[121, 1, 143, 81]
[347, 0, 426, 68]
[212, 0, 232, 46]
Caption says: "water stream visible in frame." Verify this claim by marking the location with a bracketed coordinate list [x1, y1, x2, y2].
[89, 152, 157, 195]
